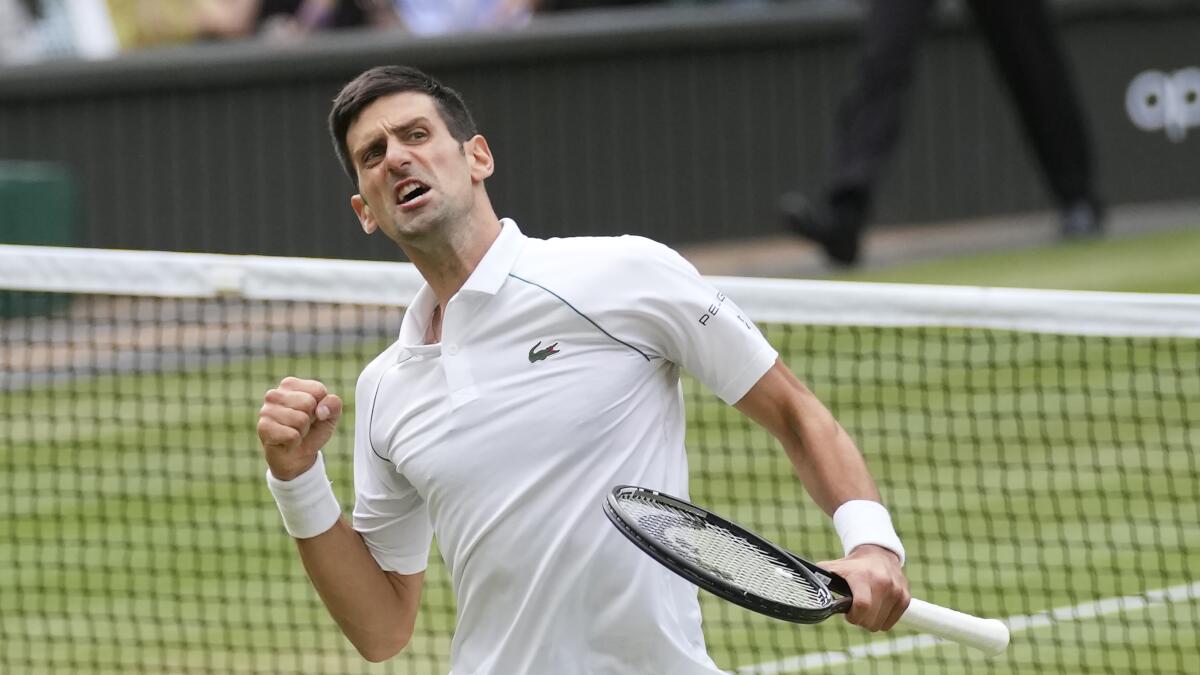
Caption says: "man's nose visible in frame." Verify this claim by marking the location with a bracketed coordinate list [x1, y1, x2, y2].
[384, 140, 413, 172]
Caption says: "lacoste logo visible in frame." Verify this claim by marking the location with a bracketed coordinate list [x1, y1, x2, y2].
[528, 340, 560, 363]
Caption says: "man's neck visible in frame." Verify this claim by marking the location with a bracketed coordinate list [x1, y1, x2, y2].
[401, 216, 503, 337]
[423, 303, 442, 345]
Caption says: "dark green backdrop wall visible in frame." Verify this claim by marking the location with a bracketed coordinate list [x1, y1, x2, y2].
[0, 1, 1196, 260]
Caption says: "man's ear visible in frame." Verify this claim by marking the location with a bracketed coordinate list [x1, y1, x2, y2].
[350, 194, 377, 234]
[466, 134, 495, 183]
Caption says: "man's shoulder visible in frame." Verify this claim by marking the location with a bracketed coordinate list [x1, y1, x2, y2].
[526, 232, 670, 255]
[516, 233, 684, 281]
[354, 340, 405, 393]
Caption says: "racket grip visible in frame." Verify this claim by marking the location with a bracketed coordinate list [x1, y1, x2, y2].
[898, 598, 1010, 655]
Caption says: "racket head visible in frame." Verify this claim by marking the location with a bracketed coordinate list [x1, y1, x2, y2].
[603, 485, 852, 624]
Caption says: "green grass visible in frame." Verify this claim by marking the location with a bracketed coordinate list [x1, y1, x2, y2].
[836, 226, 1200, 294]
[3, 326, 1196, 675]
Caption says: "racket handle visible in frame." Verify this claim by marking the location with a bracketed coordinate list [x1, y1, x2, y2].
[898, 598, 1010, 655]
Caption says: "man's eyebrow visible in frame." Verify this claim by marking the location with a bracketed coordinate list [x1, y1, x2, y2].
[351, 117, 432, 159]
[350, 130, 385, 160]
[384, 116, 432, 136]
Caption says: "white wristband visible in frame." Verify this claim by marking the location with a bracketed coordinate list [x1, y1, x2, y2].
[265, 452, 342, 539]
[833, 500, 906, 566]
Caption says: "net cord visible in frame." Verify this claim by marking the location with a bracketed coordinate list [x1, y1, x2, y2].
[2, 243, 1198, 337]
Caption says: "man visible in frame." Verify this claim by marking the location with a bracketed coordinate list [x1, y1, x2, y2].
[783, 0, 1103, 267]
[257, 65, 909, 673]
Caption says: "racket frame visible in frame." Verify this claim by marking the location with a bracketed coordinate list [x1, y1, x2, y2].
[603, 485, 851, 624]
[605, 485, 1011, 656]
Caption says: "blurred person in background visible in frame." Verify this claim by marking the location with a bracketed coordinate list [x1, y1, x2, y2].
[3, 1, 389, 64]
[372, 0, 539, 36]
[243, 0, 542, 38]
[242, 0, 376, 39]
[0, 0, 37, 64]
[538, 0, 657, 10]
[0, 0, 307, 61]
[106, 0, 375, 46]
[1, 0, 117, 63]
[781, 0, 1105, 267]
[104, 0, 251, 48]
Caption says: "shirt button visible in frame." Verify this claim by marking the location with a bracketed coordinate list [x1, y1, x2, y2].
[446, 343, 460, 356]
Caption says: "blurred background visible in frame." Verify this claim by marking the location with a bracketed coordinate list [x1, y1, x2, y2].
[0, 0, 1196, 287]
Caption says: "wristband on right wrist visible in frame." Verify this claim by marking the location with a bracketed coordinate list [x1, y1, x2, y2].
[833, 499, 906, 566]
[265, 451, 342, 539]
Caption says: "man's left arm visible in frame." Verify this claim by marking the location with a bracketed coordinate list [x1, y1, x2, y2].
[734, 357, 911, 632]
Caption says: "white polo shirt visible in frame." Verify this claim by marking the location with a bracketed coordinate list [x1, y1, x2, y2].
[352, 220, 778, 675]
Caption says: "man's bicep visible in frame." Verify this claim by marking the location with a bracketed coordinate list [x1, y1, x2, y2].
[352, 376, 434, 574]
[353, 473, 434, 574]
[733, 358, 807, 438]
[385, 570, 425, 622]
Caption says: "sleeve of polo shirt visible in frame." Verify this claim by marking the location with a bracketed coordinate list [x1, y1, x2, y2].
[350, 368, 433, 575]
[614, 237, 778, 405]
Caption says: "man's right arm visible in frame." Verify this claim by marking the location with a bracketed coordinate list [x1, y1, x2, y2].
[294, 520, 424, 662]
[258, 377, 423, 662]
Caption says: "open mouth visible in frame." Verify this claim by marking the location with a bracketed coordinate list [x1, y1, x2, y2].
[397, 181, 430, 205]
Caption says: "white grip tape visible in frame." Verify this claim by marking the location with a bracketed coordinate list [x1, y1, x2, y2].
[899, 598, 1011, 655]
[833, 499, 906, 566]
[266, 452, 342, 539]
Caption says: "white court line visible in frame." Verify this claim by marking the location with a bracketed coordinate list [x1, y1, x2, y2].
[735, 581, 1200, 675]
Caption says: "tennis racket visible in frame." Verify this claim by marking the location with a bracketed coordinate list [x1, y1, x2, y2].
[602, 485, 1009, 655]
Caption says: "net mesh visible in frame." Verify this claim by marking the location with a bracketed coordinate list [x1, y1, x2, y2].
[612, 493, 831, 610]
[2, 246, 1198, 674]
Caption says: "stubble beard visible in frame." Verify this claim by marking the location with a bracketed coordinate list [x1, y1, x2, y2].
[393, 188, 474, 246]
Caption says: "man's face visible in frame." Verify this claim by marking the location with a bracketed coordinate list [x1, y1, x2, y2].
[345, 91, 490, 244]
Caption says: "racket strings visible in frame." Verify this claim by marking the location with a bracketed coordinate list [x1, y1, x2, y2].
[617, 496, 831, 609]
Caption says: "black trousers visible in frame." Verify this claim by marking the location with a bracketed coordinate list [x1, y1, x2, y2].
[828, 0, 1095, 210]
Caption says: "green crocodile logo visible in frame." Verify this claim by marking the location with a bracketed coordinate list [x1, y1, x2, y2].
[528, 340, 560, 363]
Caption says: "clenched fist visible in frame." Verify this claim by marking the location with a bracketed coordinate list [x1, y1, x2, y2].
[257, 377, 344, 481]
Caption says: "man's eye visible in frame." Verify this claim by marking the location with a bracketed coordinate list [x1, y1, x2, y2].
[409, 129, 428, 141]
[362, 148, 382, 164]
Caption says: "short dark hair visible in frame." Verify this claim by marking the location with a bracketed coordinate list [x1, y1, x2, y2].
[328, 65, 478, 185]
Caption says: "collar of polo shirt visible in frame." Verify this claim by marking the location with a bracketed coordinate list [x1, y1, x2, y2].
[397, 219, 527, 354]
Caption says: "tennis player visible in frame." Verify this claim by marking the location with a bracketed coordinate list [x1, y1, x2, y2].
[256, 65, 910, 673]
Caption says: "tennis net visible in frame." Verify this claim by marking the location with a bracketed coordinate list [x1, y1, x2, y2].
[1, 244, 1197, 675]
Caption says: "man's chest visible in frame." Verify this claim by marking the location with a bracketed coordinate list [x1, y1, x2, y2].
[369, 310, 665, 498]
